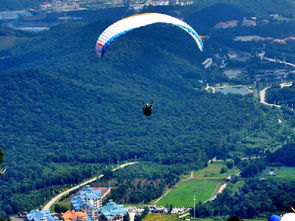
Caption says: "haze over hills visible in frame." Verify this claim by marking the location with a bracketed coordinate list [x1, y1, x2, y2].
[0, 0, 295, 219]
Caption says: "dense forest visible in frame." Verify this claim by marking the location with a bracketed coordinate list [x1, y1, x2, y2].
[0, 2, 295, 217]
[266, 84, 295, 109]
[267, 143, 295, 166]
[192, 179, 295, 219]
[94, 162, 195, 204]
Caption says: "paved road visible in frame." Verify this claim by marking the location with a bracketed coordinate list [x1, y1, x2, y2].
[42, 162, 137, 211]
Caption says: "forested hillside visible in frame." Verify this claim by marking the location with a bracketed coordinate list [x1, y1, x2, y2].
[266, 85, 295, 108]
[193, 179, 295, 219]
[267, 143, 295, 166]
[0, 2, 295, 217]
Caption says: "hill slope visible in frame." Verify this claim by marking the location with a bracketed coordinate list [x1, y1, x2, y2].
[0, 6, 294, 216]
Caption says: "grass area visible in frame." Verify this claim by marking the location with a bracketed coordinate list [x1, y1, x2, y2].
[260, 166, 295, 180]
[194, 161, 239, 180]
[156, 161, 240, 207]
[0, 36, 30, 51]
[50, 196, 72, 212]
[275, 167, 295, 180]
[244, 219, 266, 221]
[158, 180, 219, 207]
[0, 36, 16, 50]
[230, 180, 245, 193]
[143, 213, 181, 221]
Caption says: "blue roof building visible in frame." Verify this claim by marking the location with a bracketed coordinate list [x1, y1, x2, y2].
[71, 187, 102, 211]
[71, 187, 103, 221]
[25, 210, 55, 221]
[100, 202, 127, 221]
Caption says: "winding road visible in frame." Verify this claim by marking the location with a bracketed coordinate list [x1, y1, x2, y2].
[259, 87, 281, 108]
[42, 162, 137, 211]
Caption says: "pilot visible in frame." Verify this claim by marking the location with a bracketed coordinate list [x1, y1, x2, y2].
[143, 103, 154, 116]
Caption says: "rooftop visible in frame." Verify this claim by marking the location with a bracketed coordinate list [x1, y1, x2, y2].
[26, 210, 55, 221]
[62, 210, 87, 221]
[101, 202, 127, 220]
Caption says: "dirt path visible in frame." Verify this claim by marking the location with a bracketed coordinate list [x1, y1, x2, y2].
[260, 87, 281, 108]
[204, 183, 227, 203]
[42, 162, 137, 211]
[280, 82, 293, 88]
[263, 56, 295, 68]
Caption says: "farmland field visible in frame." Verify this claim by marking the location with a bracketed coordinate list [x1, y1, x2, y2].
[157, 180, 219, 207]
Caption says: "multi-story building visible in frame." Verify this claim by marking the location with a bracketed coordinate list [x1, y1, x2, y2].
[71, 186, 108, 221]
[100, 201, 127, 221]
[70, 186, 125, 221]
[71, 187, 103, 211]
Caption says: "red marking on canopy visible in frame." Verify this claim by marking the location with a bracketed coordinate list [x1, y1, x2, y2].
[97, 43, 104, 47]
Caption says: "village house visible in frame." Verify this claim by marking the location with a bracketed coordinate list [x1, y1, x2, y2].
[25, 210, 58, 221]
[242, 18, 256, 26]
[214, 20, 239, 29]
[62, 210, 88, 221]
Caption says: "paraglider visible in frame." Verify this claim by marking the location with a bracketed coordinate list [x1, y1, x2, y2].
[95, 13, 204, 116]
[142, 102, 154, 116]
[96, 12, 204, 58]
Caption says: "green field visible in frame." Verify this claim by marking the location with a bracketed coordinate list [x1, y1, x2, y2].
[157, 161, 239, 207]
[194, 161, 239, 180]
[157, 180, 219, 207]
[143, 213, 181, 221]
[0, 36, 30, 51]
[50, 196, 71, 213]
[260, 166, 295, 180]
[275, 167, 295, 180]
[143, 214, 266, 221]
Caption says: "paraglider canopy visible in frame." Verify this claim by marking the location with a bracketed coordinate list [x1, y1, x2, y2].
[96, 12, 204, 58]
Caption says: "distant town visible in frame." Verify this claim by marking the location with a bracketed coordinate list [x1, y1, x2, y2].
[0, 0, 194, 32]
[13, 184, 189, 221]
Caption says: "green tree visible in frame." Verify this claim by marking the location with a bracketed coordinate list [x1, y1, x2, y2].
[54, 204, 68, 214]
[123, 213, 130, 221]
